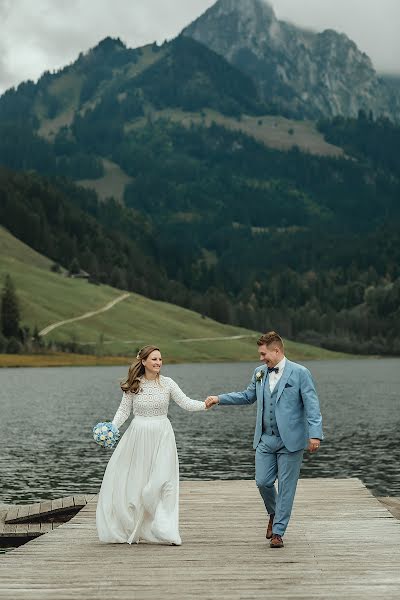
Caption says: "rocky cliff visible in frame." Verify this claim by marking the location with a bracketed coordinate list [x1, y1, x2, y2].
[183, 0, 400, 120]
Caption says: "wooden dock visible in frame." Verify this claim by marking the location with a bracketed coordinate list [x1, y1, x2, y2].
[378, 496, 400, 520]
[0, 479, 400, 599]
[0, 495, 96, 543]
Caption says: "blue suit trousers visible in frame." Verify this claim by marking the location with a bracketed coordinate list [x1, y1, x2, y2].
[255, 432, 304, 536]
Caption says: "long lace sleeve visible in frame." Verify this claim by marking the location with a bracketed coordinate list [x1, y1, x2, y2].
[112, 392, 133, 428]
[168, 378, 206, 412]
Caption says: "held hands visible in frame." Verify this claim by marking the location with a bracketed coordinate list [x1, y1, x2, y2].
[204, 398, 321, 454]
[308, 438, 321, 453]
[205, 396, 219, 409]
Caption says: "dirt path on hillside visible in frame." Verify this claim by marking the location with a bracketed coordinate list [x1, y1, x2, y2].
[39, 293, 130, 336]
[76, 334, 255, 345]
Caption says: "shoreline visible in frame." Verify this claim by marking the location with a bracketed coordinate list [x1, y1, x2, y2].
[0, 351, 377, 368]
[0, 353, 136, 368]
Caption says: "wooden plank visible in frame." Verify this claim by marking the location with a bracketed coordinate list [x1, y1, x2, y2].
[0, 521, 64, 537]
[378, 497, 400, 519]
[38, 500, 53, 516]
[6, 503, 44, 524]
[14, 524, 31, 537]
[378, 496, 400, 508]
[1, 523, 16, 535]
[51, 498, 63, 511]
[4, 507, 19, 523]
[14, 504, 30, 521]
[84, 494, 97, 503]
[27, 522, 42, 535]
[27, 503, 41, 518]
[61, 496, 75, 510]
[72, 495, 87, 508]
[40, 522, 53, 534]
[0, 480, 399, 600]
[5, 496, 88, 524]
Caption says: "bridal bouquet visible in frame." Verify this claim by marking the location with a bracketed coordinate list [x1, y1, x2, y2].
[93, 422, 120, 449]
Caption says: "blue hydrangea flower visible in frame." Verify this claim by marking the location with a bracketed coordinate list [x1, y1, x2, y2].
[93, 421, 120, 449]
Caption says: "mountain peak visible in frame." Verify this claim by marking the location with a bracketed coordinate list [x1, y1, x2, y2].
[214, 0, 276, 18]
[183, 0, 280, 57]
[207, 0, 277, 29]
[184, 0, 400, 120]
[91, 37, 126, 55]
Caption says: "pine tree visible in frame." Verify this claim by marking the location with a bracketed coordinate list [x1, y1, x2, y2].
[1, 274, 20, 338]
[68, 257, 81, 275]
[32, 324, 44, 349]
[110, 266, 127, 290]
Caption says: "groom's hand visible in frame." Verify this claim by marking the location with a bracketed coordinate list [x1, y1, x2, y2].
[205, 396, 219, 409]
[308, 438, 321, 453]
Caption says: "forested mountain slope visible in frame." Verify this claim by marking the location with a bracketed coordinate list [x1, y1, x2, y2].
[0, 226, 345, 362]
[0, 22, 399, 354]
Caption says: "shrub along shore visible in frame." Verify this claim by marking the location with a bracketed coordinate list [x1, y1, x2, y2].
[0, 344, 354, 368]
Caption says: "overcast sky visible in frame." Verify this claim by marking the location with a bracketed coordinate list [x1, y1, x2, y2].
[1, 0, 399, 94]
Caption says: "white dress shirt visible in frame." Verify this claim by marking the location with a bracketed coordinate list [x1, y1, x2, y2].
[268, 356, 286, 392]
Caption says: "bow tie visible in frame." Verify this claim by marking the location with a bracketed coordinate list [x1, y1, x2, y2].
[268, 367, 279, 374]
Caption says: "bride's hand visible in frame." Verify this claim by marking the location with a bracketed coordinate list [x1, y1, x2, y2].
[205, 396, 219, 409]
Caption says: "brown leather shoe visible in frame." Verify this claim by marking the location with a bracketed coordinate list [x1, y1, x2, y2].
[266, 513, 274, 539]
[270, 534, 284, 548]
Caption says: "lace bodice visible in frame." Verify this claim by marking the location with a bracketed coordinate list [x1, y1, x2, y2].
[112, 375, 205, 428]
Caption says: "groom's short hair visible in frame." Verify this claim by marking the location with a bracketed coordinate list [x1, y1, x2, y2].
[257, 331, 284, 350]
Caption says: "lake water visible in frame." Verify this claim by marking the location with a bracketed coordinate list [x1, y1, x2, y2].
[0, 359, 399, 506]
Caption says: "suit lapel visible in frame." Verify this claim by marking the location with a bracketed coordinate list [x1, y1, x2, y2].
[256, 367, 267, 402]
[262, 368, 268, 395]
[276, 360, 294, 402]
[256, 369, 266, 400]
[259, 367, 268, 420]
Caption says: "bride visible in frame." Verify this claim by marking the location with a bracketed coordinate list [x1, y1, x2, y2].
[96, 345, 206, 546]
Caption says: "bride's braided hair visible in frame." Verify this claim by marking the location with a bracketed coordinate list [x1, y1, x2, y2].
[120, 345, 160, 394]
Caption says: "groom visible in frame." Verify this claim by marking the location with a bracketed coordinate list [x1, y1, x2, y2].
[205, 331, 323, 548]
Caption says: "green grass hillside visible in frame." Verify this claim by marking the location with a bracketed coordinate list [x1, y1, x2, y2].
[82, 112, 342, 202]
[127, 109, 343, 157]
[0, 227, 347, 363]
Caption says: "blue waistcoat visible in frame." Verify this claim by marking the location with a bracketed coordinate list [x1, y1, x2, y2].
[262, 378, 280, 436]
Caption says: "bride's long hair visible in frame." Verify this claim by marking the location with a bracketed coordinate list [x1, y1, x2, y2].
[120, 345, 160, 394]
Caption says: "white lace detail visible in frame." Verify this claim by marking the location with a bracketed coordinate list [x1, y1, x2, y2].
[112, 375, 205, 428]
[111, 391, 133, 429]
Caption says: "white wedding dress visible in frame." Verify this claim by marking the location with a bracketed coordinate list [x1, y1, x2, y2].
[96, 375, 205, 546]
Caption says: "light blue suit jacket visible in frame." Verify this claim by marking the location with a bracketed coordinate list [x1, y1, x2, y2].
[219, 359, 323, 452]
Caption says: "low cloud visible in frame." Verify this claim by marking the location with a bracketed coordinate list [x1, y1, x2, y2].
[273, 0, 399, 75]
[1, 0, 398, 94]
[0, 0, 216, 91]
